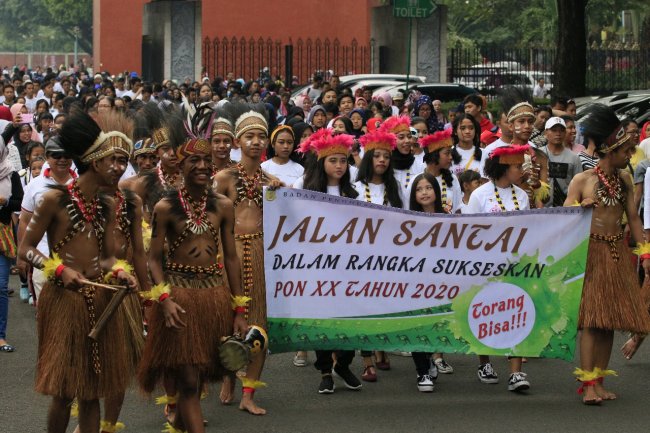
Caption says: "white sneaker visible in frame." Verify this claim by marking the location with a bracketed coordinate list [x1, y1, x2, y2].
[417, 374, 435, 392]
[293, 352, 307, 367]
[508, 372, 530, 392]
[434, 358, 454, 374]
[477, 362, 499, 384]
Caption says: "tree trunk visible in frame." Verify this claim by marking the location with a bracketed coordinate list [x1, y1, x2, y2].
[554, 0, 588, 97]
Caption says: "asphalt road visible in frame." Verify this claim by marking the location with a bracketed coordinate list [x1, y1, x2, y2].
[3, 277, 650, 433]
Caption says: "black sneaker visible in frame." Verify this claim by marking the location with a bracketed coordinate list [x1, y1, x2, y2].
[477, 362, 499, 384]
[318, 374, 335, 394]
[508, 372, 530, 392]
[417, 374, 435, 392]
[333, 364, 362, 390]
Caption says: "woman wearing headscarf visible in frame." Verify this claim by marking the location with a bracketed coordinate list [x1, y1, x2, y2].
[294, 94, 312, 118]
[412, 95, 444, 133]
[307, 105, 327, 131]
[3, 104, 40, 170]
[0, 136, 24, 353]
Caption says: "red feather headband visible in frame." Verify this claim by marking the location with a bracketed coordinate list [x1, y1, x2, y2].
[312, 132, 354, 160]
[359, 130, 397, 152]
[419, 129, 453, 153]
[489, 144, 530, 165]
[379, 115, 411, 134]
[296, 127, 332, 155]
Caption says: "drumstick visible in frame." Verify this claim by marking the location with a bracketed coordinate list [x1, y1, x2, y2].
[80, 279, 126, 292]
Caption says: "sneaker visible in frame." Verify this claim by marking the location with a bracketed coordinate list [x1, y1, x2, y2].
[417, 374, 435, 392]
[477, 362, 499, 384]
[508, 372, 530, 392]
[434, 358, 454, 374]
[428, 360, 438, 381]
[318, 374, 335, 394]
[28, 295, 34, 306]
[333, 364, 362, 390]
[293, 352, 307, 367]
[19, 286, 29, 303]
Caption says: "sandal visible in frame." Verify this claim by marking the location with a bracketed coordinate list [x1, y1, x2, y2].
[361, 366, 377, 382]
[0, 344, 15, 353]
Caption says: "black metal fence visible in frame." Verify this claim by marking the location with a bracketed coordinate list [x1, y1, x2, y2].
[448, 44, 650, 96]
[202, 37, 372, 84]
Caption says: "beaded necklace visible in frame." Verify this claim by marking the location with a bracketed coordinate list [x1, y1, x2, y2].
[439, 178, 452, 214]
[235, 163, 263, 207]
[178, 186, 209, 234]
[364, 183, 388, 206]
[493, 182, 520, 212]
[114, 190, 131, 245]
[594, 165, 624, 207]
[66, 179, 105, 251]
[157, 165, 179, 188]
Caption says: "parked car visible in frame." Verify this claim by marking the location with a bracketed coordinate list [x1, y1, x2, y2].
[478, 71, 553, 95]
[374, 83, 478, 103]
[290, 74, 426, 101]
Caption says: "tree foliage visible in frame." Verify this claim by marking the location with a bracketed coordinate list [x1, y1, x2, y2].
[0, 0, 92, 54]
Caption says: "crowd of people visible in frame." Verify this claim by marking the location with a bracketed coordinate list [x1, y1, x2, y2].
[2, 64, 650, 433]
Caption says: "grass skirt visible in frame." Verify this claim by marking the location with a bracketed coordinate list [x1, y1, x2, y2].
[122, 292, 144, 370]
[35, 282, 131, 400]
[579, 239, 650, 333]
[137, 273, 232, 394]
[235, 233, 266, 329]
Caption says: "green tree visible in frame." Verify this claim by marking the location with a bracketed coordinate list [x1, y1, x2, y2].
[0, 0, 92, 54]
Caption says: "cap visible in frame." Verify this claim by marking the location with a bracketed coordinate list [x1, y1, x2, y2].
[409, 126, 418, 137]
[392, 92, 405, 101]
[545, 117, 566, 130]
[45, 136, 65, 154]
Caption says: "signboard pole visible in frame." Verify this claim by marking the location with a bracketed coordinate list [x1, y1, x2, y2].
[406, 17, 412, 94]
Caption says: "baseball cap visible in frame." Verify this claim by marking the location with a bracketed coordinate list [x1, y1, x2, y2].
[393, 92, 405, 101]
[45, 136, 65, 154]
[545, 117, 566, 130]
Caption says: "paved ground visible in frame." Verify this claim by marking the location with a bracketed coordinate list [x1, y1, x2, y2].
[3, 278, 650, 433]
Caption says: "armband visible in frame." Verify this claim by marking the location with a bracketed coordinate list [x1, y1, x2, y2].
[231, 295, 251, 313]
[140, 282, 171, 303]
[105, 259, 134, 282]
[43, 253, 65, 280]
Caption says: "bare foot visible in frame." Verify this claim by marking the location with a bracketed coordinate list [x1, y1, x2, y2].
[581, 384, 602, 405]
[594, 383, 617, 400]
[621, 334, 645, 360]
[219, 375, 235, 405]
[163, 404, 176, 424]
[239, 394, 266, 415]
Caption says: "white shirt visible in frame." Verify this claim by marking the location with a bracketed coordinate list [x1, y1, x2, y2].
[436, 173, 462, 214]
[644, 168, 650, 229]
[451, 146, 482, 176]
[353, 181, 394, 206]
[640, 138, 650, 160]
[24, 96, 38, 113]
[480, 138, 508, 178]
[21, 171, 74, 256]
[393, 160, 425, 209]
[533, 84, 546, 99]
[261, 159, 304, 187]
[466, 181, 530, 214]
[121, 162, 136, 181]
[414, 152, 425, 168]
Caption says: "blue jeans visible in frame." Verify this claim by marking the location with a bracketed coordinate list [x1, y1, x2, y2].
[0, 254, 11, 340]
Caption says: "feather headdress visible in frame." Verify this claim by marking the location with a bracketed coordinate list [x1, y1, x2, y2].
[379, 115, 411, 134]
[419, 129, 453, 153]
[489, 144, 530, 165]
[359, 130, 397, 152]
[311, 131, 354, 159]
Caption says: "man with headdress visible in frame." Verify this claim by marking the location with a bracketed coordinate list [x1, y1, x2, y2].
[214, 102, 281, 415]
[118, 137, 158, 192]
[131, 119, 183, 222]
[138, 132, 248, 433]
[564, 104, 650, 405]
[18, 110, 138, 433]
[483, 88, 550, 208]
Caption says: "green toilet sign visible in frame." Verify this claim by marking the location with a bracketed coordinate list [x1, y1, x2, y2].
[392, 0, 437, 18]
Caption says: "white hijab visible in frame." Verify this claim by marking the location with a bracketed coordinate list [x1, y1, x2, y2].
[0, 136, 15, 199]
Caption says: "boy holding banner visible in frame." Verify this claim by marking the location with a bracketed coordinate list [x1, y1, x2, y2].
[564, 104, 650, 405]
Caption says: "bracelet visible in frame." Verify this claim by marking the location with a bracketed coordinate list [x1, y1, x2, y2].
[234, 306, 246, 314]
[231, 295, 252, 311]
[140, 282, 171, 303]
[105, 259, 134, 282]
[641, 254, 650, 261]
[633, 242, 650, 257]
[55, 264, 67, 279]
[42, 253, 64, 281]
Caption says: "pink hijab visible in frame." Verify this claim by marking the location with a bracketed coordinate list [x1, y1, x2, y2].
[9, 103, 41, 143]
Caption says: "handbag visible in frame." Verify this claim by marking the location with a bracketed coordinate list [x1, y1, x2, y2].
[0, 222, 16, 259]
